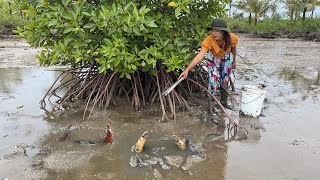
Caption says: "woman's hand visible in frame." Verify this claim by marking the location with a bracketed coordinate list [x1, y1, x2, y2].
[178, 48, 207, 80]
[179, 69, 189, 79]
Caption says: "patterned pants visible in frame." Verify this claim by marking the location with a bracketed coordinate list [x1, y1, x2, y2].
[206, 52, 234, 96]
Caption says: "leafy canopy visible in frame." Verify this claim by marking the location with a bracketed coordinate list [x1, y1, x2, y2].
[15, 0, 228, 79]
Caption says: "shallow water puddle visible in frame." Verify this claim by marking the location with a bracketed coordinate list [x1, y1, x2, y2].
[0, 57, 320, 180]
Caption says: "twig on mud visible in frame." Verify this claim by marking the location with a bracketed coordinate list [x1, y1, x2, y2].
[186, 78, 248, 138]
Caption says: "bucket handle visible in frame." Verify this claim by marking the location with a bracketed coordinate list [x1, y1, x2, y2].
[241, 93, 265, 104]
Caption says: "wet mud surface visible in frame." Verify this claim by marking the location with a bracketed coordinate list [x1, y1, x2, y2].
[0, 35, 320, 179]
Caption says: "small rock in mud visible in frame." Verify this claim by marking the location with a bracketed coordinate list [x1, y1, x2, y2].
[129, 154, 150, 168]
[163, 155, 184, 168]
[158, 157, 171, 170]
[181, 155, 206, 171]
[129, 155, 138, 167]
[147, 157, 159, 165]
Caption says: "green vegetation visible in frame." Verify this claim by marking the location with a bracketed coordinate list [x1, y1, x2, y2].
[0, 0, 24, 35]
[15, 0, 229, 120]
[229, 18, 320, 34]
[229, 0, 320, 39]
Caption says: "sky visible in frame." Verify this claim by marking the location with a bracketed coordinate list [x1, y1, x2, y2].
[231, 2, 320, 18]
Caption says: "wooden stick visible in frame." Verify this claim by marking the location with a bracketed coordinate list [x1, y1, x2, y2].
[186, 78, 248, 137]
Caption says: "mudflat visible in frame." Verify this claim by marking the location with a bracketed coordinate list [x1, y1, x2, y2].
[0, 35, 319, 180]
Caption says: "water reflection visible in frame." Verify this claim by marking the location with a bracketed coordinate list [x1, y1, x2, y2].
[0, 68, 60, 115]
[239, 116, 263, 144]
[0, 68, 23, 94]
[0, 68, 62, 178]
[277, 68, 320, 89]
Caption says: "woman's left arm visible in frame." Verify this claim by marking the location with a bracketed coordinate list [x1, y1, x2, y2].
[231, 46, 237, 69]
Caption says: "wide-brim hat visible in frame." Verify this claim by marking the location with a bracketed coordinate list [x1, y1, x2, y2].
[206, 18, 229, 32]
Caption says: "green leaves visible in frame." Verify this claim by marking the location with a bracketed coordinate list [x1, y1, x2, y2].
[175, 8, 182, 18]
[145, 21, 157, 28]
[17, 0, 228, 77]
[168, 0, 191, 18]
[83, 23, 95, 29]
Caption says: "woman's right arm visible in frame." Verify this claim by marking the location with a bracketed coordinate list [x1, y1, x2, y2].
[179, 48, 207, 79]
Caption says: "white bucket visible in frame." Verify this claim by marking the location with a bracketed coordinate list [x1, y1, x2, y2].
[240, 85, 267, 117]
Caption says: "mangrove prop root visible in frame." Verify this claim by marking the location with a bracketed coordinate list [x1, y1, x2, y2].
[186, 78, 248, 138]
[41, 63, 239, 133]
[39, 64, 195, 122]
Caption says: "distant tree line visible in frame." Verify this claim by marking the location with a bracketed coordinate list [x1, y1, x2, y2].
[230, 0, 320, 26]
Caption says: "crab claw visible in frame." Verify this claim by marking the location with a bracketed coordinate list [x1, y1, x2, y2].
[174, 135, 187, 150]
[135, 131, 149, 153]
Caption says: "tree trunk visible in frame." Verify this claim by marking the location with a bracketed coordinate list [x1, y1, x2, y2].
[248, 13, 252, 26]
[311, 11, 314, 19]
[290, 10, 293, 21]
[302, 7, 307, 21]
[8, 2, 12, 15]
[254, 13, 258, 26]
[20, 10, 24, 20]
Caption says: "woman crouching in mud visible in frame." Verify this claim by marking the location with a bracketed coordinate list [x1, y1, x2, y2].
[179, 18, 238, 116]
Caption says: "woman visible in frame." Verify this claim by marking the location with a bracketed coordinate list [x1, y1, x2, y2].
[179, 18, 238, 108]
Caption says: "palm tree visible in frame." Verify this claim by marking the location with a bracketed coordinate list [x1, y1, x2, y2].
[235, 0, 278, 26]
[229, 0, 233, 17]
[293, 0, 320, 21]
[282, 0, 302, 20]
[234, 0, 253, 25]
[253, 0, 278, 25]
[308, 0, 320, 18]
[300, 0, 311, 21]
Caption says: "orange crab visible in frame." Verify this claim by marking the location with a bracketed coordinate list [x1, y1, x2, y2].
[105, 123, 113, 144]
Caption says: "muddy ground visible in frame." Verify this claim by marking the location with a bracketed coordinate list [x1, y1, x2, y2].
[0, 34, 320, 180]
